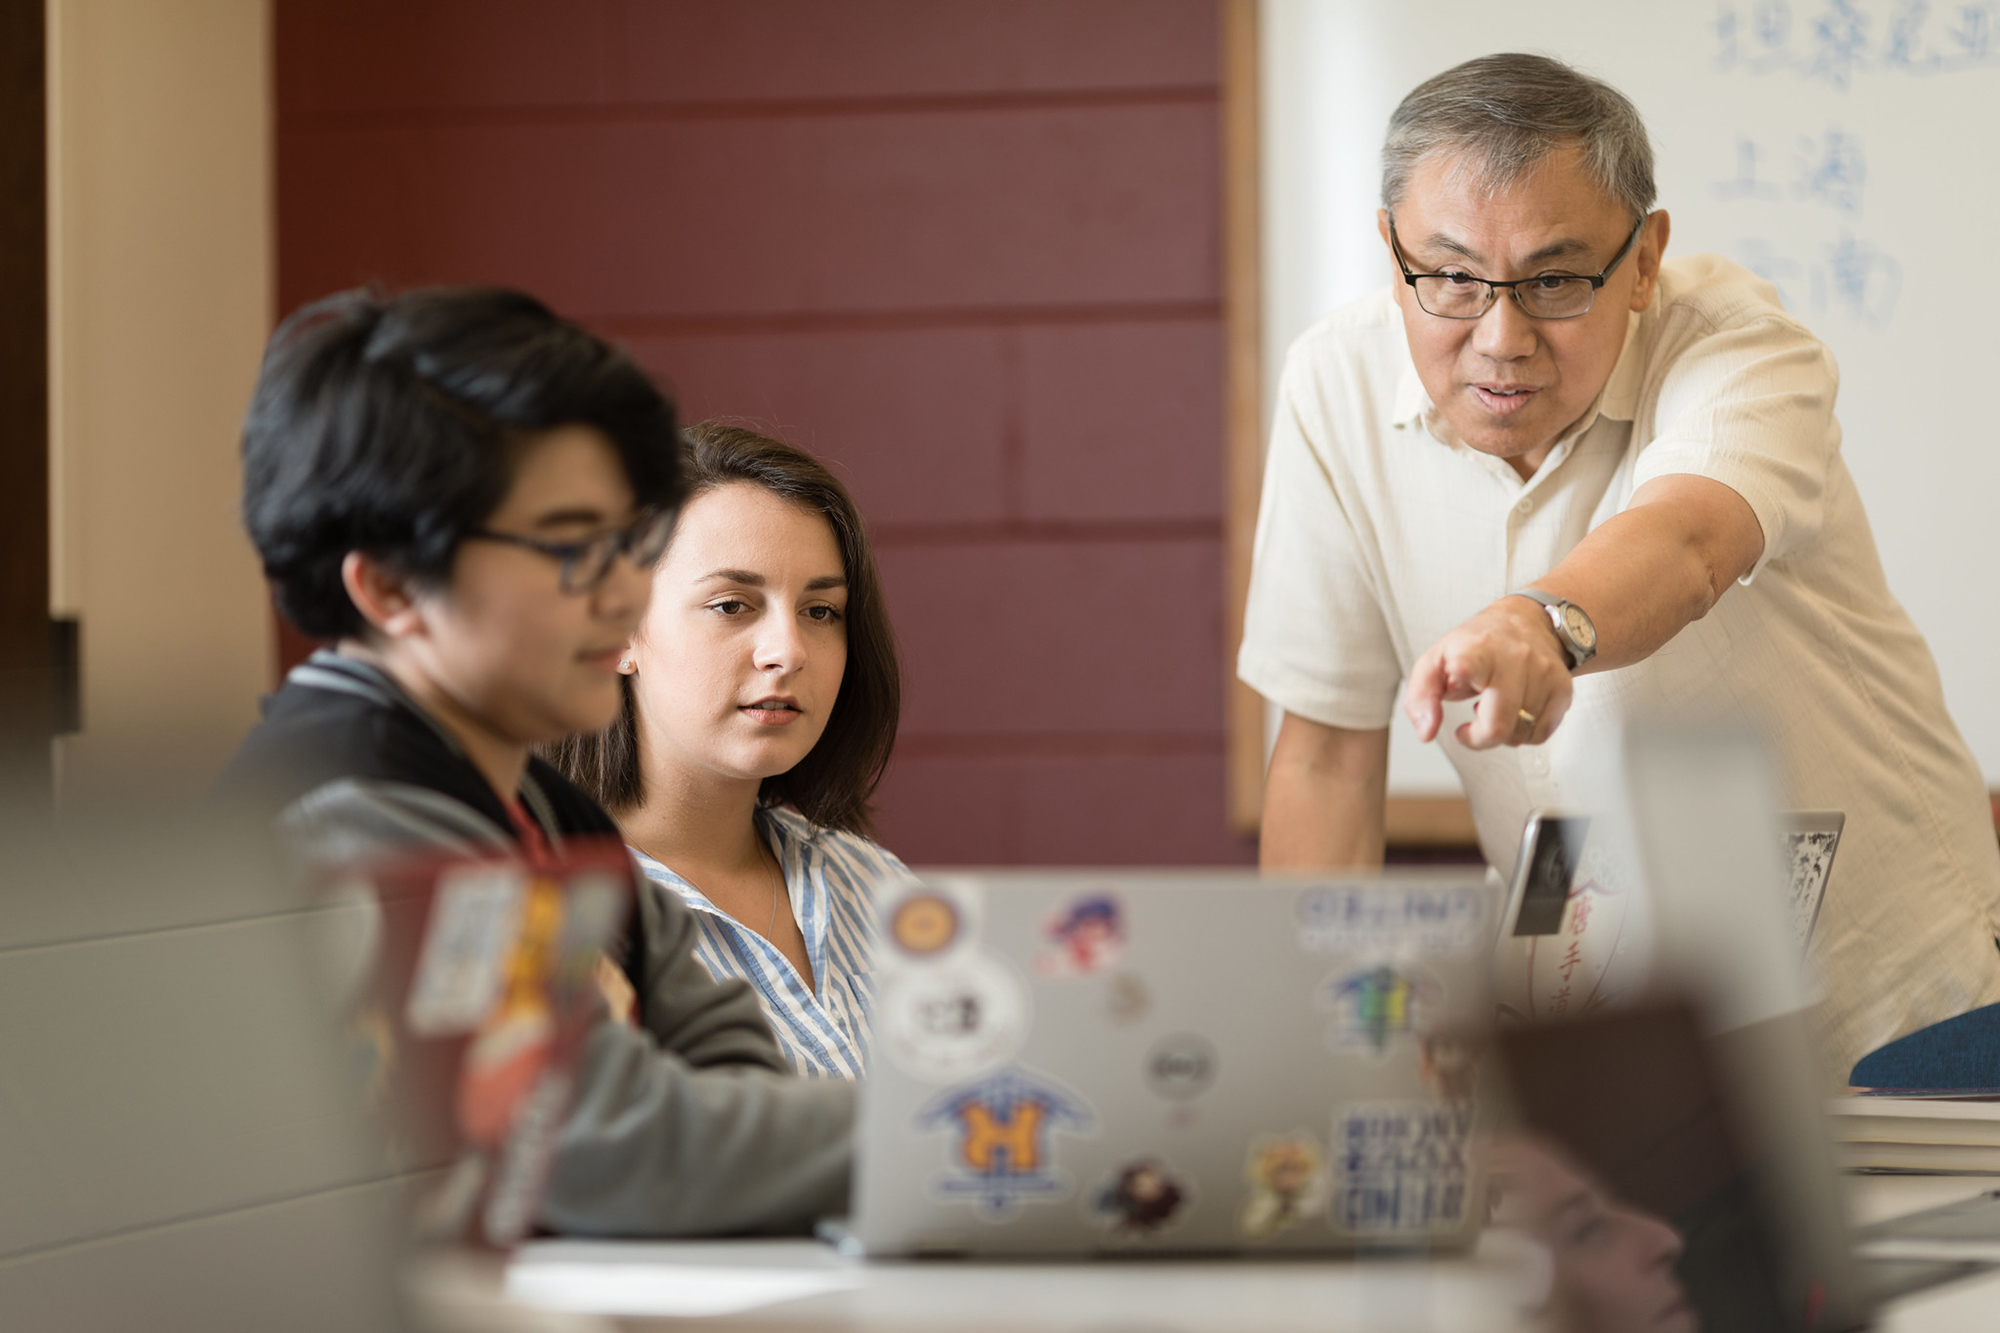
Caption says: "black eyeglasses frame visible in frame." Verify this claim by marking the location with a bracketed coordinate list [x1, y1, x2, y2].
[1387, 213, 1648, 321]
[466, 506, 675, 594]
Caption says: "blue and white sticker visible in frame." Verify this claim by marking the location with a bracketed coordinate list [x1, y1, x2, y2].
[1295, 884, 1487, 957]
[1329, 1099, 1474, 1236]
[917, 1065, 1096, 1218]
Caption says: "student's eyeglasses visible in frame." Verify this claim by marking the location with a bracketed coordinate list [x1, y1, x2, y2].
[467, 507, 676, 593]
[1387, 213, 1646, 321]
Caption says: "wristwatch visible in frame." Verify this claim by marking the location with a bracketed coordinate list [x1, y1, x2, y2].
[1510, 589, 1598, 671]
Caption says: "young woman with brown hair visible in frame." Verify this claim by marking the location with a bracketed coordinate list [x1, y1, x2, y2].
[544, 422, 905, 1078]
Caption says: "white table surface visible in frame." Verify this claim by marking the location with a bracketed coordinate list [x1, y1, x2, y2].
[433, 1240, 1544, 1333]
[1849, 1175, 2000, 1332]
[411, 1176, 2000, 1333]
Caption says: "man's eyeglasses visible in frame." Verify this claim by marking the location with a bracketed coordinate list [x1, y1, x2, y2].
[1387, 214, 1646, 321]
[468, 507, 676, 593]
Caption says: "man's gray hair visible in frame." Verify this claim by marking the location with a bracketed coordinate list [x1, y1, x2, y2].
[1382, 53, 1656, 221]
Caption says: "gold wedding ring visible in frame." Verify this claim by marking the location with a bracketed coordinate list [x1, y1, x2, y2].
[1516, 708, 1538, 731]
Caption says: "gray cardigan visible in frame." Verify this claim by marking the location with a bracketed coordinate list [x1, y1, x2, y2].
[223, 652, 854, 1235]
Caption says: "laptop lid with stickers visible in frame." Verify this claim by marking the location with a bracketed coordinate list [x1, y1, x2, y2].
[845, 870, 1498, 1257]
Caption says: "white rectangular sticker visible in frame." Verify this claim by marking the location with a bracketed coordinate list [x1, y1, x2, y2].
[1330, 1100, 1473, 1235]
[1296, 885, 1487, 957]
[406, 863, 528, 1036]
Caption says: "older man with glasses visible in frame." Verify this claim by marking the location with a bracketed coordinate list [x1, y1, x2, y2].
[1238, 52, 2000, 1074]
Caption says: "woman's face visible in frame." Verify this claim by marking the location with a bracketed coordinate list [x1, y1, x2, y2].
[625, 481, 849, 793]
[1493, 1138, 1698, 1333]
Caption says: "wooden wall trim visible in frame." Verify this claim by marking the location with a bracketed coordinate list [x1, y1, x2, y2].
[1384, 796, 1479, 849]
[1220, 0, 1264, 838]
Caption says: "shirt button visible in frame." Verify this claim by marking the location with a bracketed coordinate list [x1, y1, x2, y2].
[1516, 497, 1534, 514]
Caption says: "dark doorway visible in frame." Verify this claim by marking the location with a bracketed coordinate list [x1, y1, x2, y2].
[0, 0, 51, 791]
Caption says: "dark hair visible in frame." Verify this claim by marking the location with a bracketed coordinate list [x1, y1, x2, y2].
[543, 422, 901, 836]
[241, 286, 683, 641]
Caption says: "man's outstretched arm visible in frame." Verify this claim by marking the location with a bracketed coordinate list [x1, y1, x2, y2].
[1261, 713, 1390, 870]
[1403, 474, 1764, 751]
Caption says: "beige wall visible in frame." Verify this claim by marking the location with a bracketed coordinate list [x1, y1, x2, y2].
[49, 0, 273, 789]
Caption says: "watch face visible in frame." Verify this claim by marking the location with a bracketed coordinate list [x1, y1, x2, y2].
[1562, 604, 1597, 651]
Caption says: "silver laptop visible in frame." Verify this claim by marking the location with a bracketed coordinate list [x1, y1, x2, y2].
[837, 869, 1499, 1257]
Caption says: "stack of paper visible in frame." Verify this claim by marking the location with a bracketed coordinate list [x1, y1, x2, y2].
[1829, 1095, 2000, 1173]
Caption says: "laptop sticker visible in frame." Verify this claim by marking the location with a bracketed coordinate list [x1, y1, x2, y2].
[1239, 1132, 1330, 1238]
[406, 862, 528, 1036]
[1416, 1031, 1481, 1104]
[878, 952, 1029, 1083]
[1087, 1157, 1192, 1237]
[455, 878, 565, 1149]
[1329, 1100, 1474, 1236]
[888, 889, 960, 958]
[1496, 839, 1648, 1025]
[478, 1066, 574, 1245]
[1294, 884, 1487, 958]
[917, 1065, 1096, 1217]
[1144, 1032, 1218, 1102]
[1036, 892, 1125, 977]
[1315, 964, 1441, 1055]
[1105, 971, 1151, 1025]
[349, 1004, 398, 1117]
[1783, 827, 1840, 947]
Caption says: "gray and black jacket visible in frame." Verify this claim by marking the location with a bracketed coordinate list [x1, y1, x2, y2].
[216, 650, 853, 1235]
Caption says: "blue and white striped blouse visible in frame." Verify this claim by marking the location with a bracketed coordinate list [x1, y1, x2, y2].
[630, 806, 907, 1079]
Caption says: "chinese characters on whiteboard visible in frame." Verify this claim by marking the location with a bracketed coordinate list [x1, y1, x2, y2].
[1707, 0, 2000, 328]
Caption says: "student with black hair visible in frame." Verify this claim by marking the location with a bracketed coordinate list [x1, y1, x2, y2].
[217, 286, 852, 1236]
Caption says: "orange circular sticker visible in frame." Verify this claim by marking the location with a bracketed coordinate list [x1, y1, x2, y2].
[889, 892, 959, 956]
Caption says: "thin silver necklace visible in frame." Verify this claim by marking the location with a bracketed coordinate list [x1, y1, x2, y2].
[759, 844, 781, 936]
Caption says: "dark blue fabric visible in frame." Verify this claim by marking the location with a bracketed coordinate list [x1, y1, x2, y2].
[1850, 1002, 2000, 1089]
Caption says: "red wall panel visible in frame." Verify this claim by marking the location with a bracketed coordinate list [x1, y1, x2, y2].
[606, 0, 1220, 103]
[877, 752, 1246, 865]
[275, 0, 1251, 865]
[879, 539, 1223, 740]
[280, 107, 1220, 319]
[1018, 321, 1224, 523]
[279, 0, 1218, 114]
[621, 327, 1014, 528]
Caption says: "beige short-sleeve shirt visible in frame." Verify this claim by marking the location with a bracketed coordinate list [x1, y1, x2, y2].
[1239, 254, 2000, 1071]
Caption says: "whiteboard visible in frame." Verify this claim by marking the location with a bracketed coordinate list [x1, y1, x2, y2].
[1261, 0, 2000, 793]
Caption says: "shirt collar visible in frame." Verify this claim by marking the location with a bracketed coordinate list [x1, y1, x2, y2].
[629, 847, 723, 917]
[1392, 359, 1430, 430]
[1595, 303, 1648, 423]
